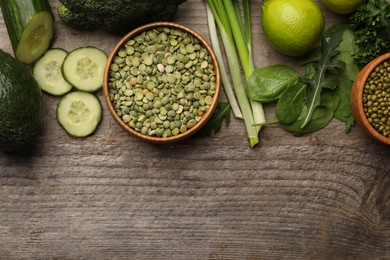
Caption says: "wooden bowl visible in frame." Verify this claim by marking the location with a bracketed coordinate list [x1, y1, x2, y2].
[103, 22, 221, 144]
[350, 53, 390, 145]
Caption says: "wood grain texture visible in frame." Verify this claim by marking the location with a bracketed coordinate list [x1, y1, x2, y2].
[0, 0, 389, 259]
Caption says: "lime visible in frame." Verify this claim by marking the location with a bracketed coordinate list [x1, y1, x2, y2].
[261, 0, 325, 57]
[320, 0, 366, 14]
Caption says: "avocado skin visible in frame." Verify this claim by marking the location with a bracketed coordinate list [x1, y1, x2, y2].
[0, 49, 44, 152]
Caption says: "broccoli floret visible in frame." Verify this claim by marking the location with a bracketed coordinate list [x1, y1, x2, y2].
[57, 0, 187, 35]
[57, 4, 98, 30]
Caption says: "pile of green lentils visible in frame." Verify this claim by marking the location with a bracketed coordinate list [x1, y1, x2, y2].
[363, 60, 390, 137]
[108, 27, 217, 138]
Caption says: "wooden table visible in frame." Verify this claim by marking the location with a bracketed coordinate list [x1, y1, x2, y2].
[0, 0, 389, 259]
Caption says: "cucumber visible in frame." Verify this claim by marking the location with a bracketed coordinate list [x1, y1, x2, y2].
[62, 47, 107, 92]
[0, 0, 55, 64]
[33, 48, 73, 96]
[56, 91, 102, 138]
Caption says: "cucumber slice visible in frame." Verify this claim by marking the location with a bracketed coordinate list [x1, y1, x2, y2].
[33, 48, 73, 96]
[57, 91, 102, 137]
[0, 0, 55, 64]
[62, 47, 107, 92]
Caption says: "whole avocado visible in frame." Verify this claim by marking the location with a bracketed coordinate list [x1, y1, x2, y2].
[0, 49, 44, 152]
[57, 0, 187, 35]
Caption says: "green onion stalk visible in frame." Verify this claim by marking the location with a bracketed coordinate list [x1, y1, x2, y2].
[206, 4, 243, 119]
[206, 0, 265, 147]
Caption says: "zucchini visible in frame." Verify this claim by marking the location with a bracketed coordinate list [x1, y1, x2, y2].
[62, 47, 107, 92]
[0, 0, 55, 64]
[33, 48, 73, 96]
[56, 91, 102, 138]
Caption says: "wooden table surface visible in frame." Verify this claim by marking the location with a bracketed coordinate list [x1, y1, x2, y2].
[0, 0, 389, 259]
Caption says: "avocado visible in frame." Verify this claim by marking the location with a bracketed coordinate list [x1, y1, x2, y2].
[0, 49, 44, 152]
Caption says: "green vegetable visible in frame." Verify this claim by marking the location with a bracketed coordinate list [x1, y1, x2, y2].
[300, 25, 344, 128]
[348, 0, 390, 66]
[206, 4, 242, 119]
[281, 90, 337, 136]
[250, 24, 357, 136]
[206, 0, 265, 147]
[33, 48, 73, 96]
[57, 0, 187, 35]
[57, 91, 102, 138]
[246, 65, 300, 103]
[333, 74, 355, 133]
[0, 49, 44, 151]
[0, 0, 55, 64]
[62, 47, 107, 92]
[302, 24, 357, 132]
[197, 102, 231, 137]
[276, 82, 306, 125]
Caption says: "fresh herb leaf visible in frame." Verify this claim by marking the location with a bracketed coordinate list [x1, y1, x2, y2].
[196, 102, 231, 137]
[246, 65, 300, 103]
[300, 25, 344, 128]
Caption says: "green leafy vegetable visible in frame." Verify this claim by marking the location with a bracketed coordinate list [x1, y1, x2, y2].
[246, 65, 300, 103]
[281, 90, 336, 136]
[197, 102, 231, 137]
[276, 82, 306, 125]
[300, 25, 344, 128]
[333, 74, 355, 133]
[249, 24, 357, 136]
[348, 0, 390, 65]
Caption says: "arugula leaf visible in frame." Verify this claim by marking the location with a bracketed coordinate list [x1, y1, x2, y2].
[196, 102, 231, 137]
[300, 26, 344, 128]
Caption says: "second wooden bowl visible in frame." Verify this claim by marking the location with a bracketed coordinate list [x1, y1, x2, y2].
[350, 53, 390, 145]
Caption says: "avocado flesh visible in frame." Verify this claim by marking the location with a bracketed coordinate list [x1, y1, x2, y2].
[0, 49, 44, 152]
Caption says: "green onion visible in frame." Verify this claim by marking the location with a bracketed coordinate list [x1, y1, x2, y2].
[206, 4, 243, 119]
[206, 0, 266, 147]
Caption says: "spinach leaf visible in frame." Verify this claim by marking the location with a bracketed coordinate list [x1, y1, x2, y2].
[281, 90, 336, 136]
[276, 81, 306, 125]
[196, 102, 231, 137]
[246, 65, 299, 103]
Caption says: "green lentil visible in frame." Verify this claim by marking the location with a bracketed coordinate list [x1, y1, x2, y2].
[109, 26, 217, 138]
[363, 60, 390, 137]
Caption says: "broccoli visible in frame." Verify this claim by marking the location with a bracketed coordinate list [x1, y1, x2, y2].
[57, 0, 187, 35]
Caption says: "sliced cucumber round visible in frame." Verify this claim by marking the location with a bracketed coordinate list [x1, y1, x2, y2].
[62, 47, 107, 92]
[33, 48, 73, 96]
[57, 91, 102, 138]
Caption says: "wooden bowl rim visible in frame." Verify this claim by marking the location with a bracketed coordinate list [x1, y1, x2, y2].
[352, 52, 390, 145]
[103, 22, 221, 144]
